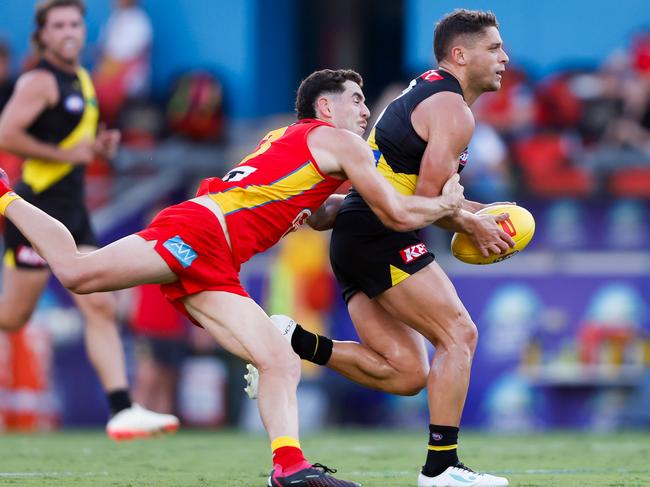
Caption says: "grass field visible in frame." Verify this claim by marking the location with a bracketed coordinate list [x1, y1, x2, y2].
[0, 429, 648, 486]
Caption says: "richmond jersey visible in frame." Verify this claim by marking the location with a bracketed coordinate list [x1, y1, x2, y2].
[197, 118, 343, 264]
[341, 69, 467, 213]
[19, 59, 99, 199]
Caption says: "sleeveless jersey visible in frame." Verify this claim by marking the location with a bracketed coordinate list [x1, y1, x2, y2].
[341, 69, 468, 213]
[196, 119, 343, 264]
[20, 59, 99, 198]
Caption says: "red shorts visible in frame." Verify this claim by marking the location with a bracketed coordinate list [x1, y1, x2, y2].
[136, 201, 249, 322]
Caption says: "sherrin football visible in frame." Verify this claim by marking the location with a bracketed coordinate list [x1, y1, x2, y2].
[451, 204, 535, 264]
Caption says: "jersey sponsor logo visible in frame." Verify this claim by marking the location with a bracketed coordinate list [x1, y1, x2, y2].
[281, 209, 312, 238]
[64, 94, 84, 113]
[459, 149, 469, 167]
[400, 243, 428, 264]
[223, 166, 257, 182]
[163, 236, 198, 268]
[16, 245, 47, 267]
[420, 69, 443, 82]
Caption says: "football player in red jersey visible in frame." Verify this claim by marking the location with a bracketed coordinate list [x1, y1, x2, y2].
[0, 68, 463, 486]
[251, 10, 515, 487]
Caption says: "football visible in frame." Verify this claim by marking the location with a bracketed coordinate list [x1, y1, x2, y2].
[451, 204, 535, 264]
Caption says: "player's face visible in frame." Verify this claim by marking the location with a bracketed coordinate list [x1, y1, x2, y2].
[40, 6, 86, 64]
[329, 81, 370, 136]
[465, 26, 509, 92]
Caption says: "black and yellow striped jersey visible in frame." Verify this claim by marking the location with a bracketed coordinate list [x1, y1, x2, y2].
[19, 59, 98, 199]
[341, 69, 467, 214]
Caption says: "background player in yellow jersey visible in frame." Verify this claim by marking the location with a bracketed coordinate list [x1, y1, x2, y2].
[248, 9, 514, 487]
[0, 0, 178, 438]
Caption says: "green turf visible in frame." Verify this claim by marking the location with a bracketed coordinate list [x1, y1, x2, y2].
[0, 429, 648, 486]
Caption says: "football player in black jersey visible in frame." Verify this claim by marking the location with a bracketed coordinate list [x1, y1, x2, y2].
[0, 0, 178, 439]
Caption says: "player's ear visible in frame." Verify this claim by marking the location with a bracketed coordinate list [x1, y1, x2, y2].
[451, 45, 466, 65]
[315, 96, 333, 118]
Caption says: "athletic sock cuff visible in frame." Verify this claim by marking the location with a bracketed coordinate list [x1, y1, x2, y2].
[0, 192, 21, 215]
[291, 325, 333, 365]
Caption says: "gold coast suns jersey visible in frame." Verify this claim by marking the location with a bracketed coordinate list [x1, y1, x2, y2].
[18, 59, 98, 199]
[340, 69, 467, 214]
[196, 119, 344, 264]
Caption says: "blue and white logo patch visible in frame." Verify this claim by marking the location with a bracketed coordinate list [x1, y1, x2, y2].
[64, 94, 84, 113]
[163, 235, 197, 268]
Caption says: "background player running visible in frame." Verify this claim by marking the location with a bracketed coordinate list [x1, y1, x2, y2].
[0, 0, 178, 439]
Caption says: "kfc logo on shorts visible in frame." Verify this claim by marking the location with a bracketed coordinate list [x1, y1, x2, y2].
[400, 243, 428, 264]
[16, 245, 47, 267]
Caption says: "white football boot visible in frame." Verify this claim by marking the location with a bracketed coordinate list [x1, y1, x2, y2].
[417, 464, 508, 486]
[106, 403, 180, 441]
[244, 314, 297, 399]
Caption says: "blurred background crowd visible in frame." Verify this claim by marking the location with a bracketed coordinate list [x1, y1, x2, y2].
[0, 0, 649, 434]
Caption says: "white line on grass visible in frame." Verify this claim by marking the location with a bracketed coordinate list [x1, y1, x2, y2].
[0, 472, 108, 478]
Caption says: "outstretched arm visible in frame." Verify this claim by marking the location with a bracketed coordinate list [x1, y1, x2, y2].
[335, 131, 463, 232]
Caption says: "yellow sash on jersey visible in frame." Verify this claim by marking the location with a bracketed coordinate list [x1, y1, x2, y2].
[367, 127, 418, 196]
[22, 67, 99, 193]
[209, 161, 324, 215]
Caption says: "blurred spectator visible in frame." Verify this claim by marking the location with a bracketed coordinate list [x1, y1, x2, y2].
[0, 40, 21, 183]
[473, 66, 536, 141]
[0, 41, 15, 112]
[465, 120, 513, 201]
[166, 71, 225, 142]
[130, 284, 190, 416]
[93, 0, 153, 126]
[575, 33, 650, 196]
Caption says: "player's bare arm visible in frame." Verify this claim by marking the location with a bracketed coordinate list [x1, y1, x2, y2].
[0, 70, 95, 165]
[412, 91, 514, 256]
[306, 194, 345, 231]
[310, 126, 463, 232]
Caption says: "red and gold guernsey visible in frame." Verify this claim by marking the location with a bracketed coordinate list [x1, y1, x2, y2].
[196, 118, 344, 264]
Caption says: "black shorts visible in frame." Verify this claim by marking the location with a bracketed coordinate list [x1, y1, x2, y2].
[330, 209, 434, 303]
[3, 192, 98, 269]
[136, 336, 188, 369]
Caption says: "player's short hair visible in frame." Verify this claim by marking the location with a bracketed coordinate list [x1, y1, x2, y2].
[32, 0, 86, 52]
[295, 69, 363, 120]
[434, 9, 498, 63]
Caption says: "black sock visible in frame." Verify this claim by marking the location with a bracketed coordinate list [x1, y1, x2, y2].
[290, 324, 333, 365]
[107, 389, 132, 415]
[422, 424, 460, 477]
